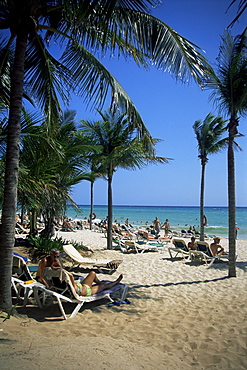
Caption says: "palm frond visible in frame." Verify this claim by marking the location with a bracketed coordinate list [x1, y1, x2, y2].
[61, 41, 153, 145]
[227, 0, 247, 28]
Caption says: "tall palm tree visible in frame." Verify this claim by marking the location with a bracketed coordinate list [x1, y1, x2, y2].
[0, 0, 210, 310]
[193, 113, 227, 241]
[206, 29, 247, 277]
[81, 108, 169, 249]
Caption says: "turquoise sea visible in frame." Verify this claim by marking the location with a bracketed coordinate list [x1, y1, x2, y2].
[65, 205, 247, 241]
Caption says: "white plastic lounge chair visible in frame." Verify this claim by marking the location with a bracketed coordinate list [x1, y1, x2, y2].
[32, 269, 128, 319]
[168, 238, 190, 259]
[189, 241, 235, 268]
[122, 240, 159, 253]
[189, 241, 216, 267]
[12, 254, 34, 281]
[11, 276, 44, 306]
[60, 244, 122, 272]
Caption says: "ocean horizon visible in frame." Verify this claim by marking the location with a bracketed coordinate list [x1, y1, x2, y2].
[65, 205, 247, 241]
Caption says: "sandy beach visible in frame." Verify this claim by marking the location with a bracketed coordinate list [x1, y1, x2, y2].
[1, 229, 247, 369]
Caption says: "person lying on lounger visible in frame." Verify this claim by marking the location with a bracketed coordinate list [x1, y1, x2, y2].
[210, 237, 228, 256]
[70, 270, 123, 297]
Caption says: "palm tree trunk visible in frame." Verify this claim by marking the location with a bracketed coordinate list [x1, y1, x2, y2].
[107, 170, 113, 250]
[29, 208, 37, 236]
[200, 162, 206, 241]
[0, 31, 28, 311]
[228, 122, 237, 277]
[89, 181, 94, 230]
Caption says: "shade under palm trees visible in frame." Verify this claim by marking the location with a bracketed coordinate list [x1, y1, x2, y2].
[0, 0, 210, 310]
[193, 113, 227, 241]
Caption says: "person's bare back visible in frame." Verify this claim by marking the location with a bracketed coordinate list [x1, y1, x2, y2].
[210, 237, 228, 256]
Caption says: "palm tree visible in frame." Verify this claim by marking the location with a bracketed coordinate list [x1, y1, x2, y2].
[81, 108, 169, 249]
[206, 29, 247, 277]
[19, 110, 92, 237]
[193, 113, 227, 241]
[0, 0, 210, 310]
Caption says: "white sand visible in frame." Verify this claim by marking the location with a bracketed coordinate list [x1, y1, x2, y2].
[1, 229, 247, 369]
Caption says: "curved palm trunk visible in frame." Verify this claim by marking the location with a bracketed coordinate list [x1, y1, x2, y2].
[0, 31, 28, 311]
[107, 168, 113, 250]
[228, 120, 237, 277]
[200, 162, 206, 241]
[41, 213, 55, 239]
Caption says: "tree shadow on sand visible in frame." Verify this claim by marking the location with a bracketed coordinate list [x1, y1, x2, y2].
[162, 256, 247, 272]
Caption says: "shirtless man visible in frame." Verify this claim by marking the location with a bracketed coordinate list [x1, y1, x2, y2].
[187, 236, 197, 250]
[210, 237, 228, 256]
[36, 249, 63, 287]
[153, 216, 160, 234]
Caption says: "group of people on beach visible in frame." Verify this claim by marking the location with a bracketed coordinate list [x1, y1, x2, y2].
[187, 236, 228, 256]
[36, 249, 123, 297]
[35, 236, 226, 298]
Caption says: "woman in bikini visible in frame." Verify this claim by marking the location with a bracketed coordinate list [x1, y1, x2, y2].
[72, 270, 123, 297]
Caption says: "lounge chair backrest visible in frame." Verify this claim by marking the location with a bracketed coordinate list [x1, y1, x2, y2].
[12, 255, 33, 281]
[63, 244, 85, 262]
[197, 242, 213, 257]
[173, 239, 189, 252]
[42, 268, 81, 300]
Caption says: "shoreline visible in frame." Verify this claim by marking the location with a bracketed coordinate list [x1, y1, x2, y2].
[1, 229, 247, 369]
[61, 205, 247, 241]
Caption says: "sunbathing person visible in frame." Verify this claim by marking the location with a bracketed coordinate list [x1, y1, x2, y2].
[36, 248, 65, 288]
[71, 270, 123, 296]
[210, 237, 228, 256]
[62, 217, 76, 232]
[187, 236, 197, 250]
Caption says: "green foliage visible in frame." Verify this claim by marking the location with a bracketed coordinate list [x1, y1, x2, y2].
[27, 235, 87, 254]
[28, 236, 65, 253]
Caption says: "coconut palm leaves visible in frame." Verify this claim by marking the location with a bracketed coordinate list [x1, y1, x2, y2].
[80, 108, 169, 249]
[0, 0, 210, 310]
[18, 109, 92, 236]
[193, 113, 227, 241]
[227, 0, 247, 27]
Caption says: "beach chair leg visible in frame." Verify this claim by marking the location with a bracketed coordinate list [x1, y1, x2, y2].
[23, 287, 33, 307]
[56, 296, 68, 320]
[120, 285, 128, 302]
[108, 295, 114, 303]
[207, 258, 216, 268]
[11, 279, 20, 299]
[69, 302, 84, 319]
[168, 248, 173, 258]
[33, 287, 43, 308]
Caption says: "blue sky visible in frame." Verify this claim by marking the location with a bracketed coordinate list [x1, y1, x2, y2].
[69, 0, 247, 207]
